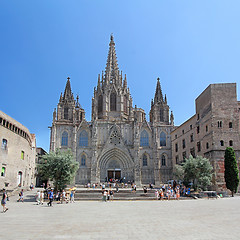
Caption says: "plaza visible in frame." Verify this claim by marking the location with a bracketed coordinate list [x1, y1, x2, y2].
[1, 189, 240, 240]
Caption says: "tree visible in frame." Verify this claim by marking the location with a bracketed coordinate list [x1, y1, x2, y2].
[224, 147, 239, 197]
[175, 155, 213, 191]
[38, 149, 79, 191]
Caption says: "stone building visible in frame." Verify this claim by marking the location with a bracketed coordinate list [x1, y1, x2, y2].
[171, 83, 240, 190]
[50, 35, 174, 185]
[35, 147, 47, 187]
[0, 110, 36, 191]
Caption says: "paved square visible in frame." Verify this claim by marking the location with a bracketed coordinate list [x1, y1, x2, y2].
[1, 190, 240, 240]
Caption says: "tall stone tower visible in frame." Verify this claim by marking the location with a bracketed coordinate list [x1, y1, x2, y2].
[92, 35, 134, 122]
[150, 78, 173, 125]
[50, 77, 85, 152]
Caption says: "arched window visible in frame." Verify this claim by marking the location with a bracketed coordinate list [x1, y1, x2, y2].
[79, 130, 88, 147]
[98, 95, 103, 114]
[110, 92, 116, 111]
[61, 131, 68, 146]
[64, 108, 68, 120]
[161, 155, 166, 166]
[81, 155, 86, 166]
[142, 154, 148, 166]
[1, 167, 6, 177]
[140, 130, 149, 147]
[160, 132, 166, 146]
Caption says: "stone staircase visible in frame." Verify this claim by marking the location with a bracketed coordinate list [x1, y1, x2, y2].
[72, 188, 182, 201]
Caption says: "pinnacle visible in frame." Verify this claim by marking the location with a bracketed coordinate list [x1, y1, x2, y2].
[63, 77, 74, 102]
[105, 34, 119, 82]
[154, 77, 163, 103]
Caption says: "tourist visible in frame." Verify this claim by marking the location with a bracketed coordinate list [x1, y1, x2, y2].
[62, 190, 66, 203]
[167, 187, 171, 200]
[70, 190, 75, 203]
[18, 189, 24, 202]
[134, 184, 137, 192]
[102, 183, 105, 190]
[55, 191, 60, 202]
[47, 189, 54, 207]
[143, 186, 147, 195]
[162, 184, 166, 193]
[155, 189, 159, 200]
[40, 190, 44, 205]
[102, 189, 107, 202]
[35, 190, 41, 205]
[176, 187, 180, 200]
[109, 188, 114, 201]
[87, 183, 90, 189]
[1, 189, 8, 213]
[116, 183, 119, 193]
[30, 183, 34, 191]
[159, 189, 164, 200]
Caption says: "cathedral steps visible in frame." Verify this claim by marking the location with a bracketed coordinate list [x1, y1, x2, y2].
[71, 188, 184, 201]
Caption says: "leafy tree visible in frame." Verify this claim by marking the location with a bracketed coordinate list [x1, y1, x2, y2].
[174, 155, 213, 191]
[38, 149, 79, 191]
[173, 164, 184, 181]
[224, 147, 239, 197]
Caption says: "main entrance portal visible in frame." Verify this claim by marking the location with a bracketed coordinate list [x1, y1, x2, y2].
[107, 169, 121, 180]
[98, 148, 134, 183]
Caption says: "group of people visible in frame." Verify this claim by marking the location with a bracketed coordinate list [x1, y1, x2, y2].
[43, 189, 76, 206]
[102, 188, 114, 202]
[154, 186, 181, 200]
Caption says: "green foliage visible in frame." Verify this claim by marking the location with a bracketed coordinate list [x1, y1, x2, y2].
[224, 147, 239, 196]
[38, 149, 79, 191]
[173, 164, 184, 180]
[175, 155, 213, 191]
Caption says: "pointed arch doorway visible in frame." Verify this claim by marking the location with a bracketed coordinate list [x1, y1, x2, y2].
[98, 148, 134, 183]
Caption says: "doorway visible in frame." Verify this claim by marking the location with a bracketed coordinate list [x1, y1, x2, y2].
[17, 171, 22, 186]
[107, 169, 121, 181]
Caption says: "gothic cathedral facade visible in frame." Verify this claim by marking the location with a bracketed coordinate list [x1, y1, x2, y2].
[50, 36, 174, 186]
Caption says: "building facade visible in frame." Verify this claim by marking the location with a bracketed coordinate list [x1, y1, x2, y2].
[171, 83, 240, 190]
[0, 110, 36, 191]
[50, 36, 174, 185]
[35, 147, 47, 187]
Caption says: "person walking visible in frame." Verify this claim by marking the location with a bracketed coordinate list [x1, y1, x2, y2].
[35, 190, 41, 205]
[18, 189, 24, 202]
[70, 190, 75, 203]
[40, 190, 44, 205]
[1, 189, 8, 213]
[47, 189, 54, 207]
[61, 190, 66, 203]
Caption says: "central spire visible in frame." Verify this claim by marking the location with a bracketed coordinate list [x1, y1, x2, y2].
[105, 34, 119, 83]
[154, 77, 163, 103]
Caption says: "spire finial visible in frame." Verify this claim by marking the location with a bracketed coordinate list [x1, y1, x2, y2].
[67, 76, 70, 81]
[110, 33, 114, 41]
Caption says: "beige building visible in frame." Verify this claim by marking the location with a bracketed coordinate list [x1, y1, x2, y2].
[0, 110, 36, 191]
[171, 83, 240, 190]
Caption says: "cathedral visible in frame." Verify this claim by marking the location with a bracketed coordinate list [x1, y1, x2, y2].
[50, 35, 174, 186]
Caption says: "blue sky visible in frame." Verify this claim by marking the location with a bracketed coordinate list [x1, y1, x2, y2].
[0, 1, 239, 152]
